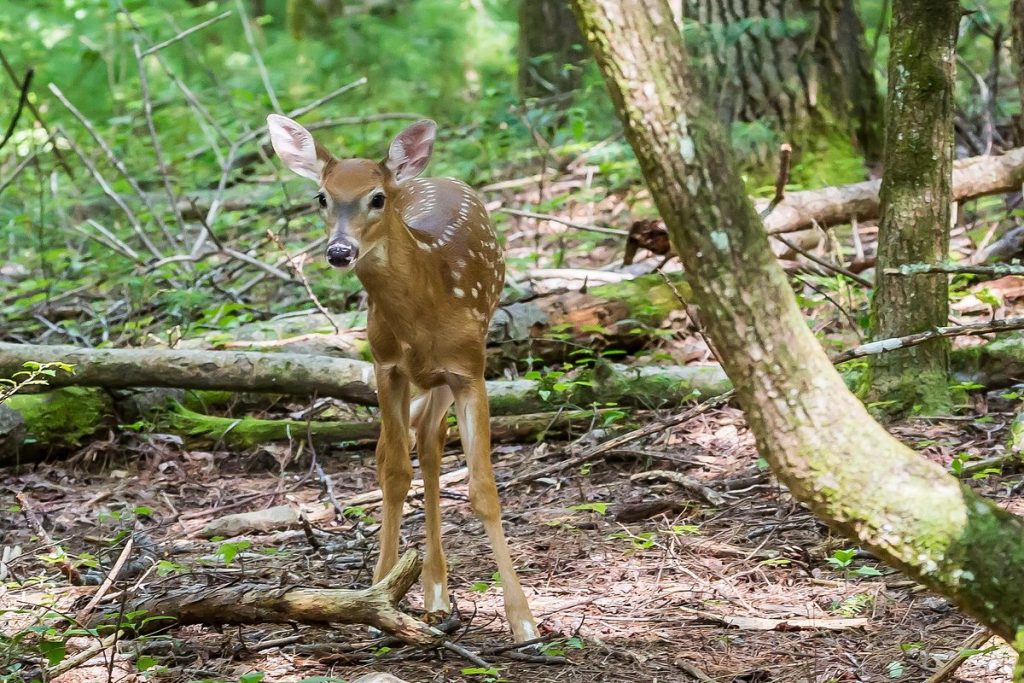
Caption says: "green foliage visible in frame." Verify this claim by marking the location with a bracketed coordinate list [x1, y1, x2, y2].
[0, 362, 75, 404]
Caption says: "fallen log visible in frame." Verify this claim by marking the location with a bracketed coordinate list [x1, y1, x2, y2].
[951, 332, 1024, 388]
[759, 147, 1024, 235]
[166, 404, 624, 449]
[186, 272, 692, 373]
[0, 352, 730, 453]
[87, 549, 442, 647]
[0, 343, 379, 404]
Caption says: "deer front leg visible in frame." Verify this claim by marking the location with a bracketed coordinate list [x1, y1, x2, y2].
[373, 365, 412, 582]
[451, 375, 539, 642]
[412, 385, 455, 615]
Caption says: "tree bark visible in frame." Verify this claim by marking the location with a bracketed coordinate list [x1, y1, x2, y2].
[681, 0, 883, 162]
[518, 0, 587, 99]
[87, 550, 442, 647]
[571, 0, 1024, 653]
[867, 0, 959, 415]
[1013, 0, 1024, 141]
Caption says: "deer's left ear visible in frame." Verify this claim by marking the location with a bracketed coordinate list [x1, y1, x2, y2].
[386, 120, 436, 181]
[267, 114, 329, 182]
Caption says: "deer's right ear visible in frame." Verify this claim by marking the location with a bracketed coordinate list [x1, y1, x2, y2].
[267, 114, 325, 182]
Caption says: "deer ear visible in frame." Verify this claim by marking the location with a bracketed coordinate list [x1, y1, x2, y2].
[386, 120, 436, 181]
[267, 114, 326, 182]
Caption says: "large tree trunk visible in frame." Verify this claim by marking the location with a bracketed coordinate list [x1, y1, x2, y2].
[517, 0, 587, 99]
[681, 0, 883, 163]
[867, 0, 959, 415]
[571, 0, 1024, 658]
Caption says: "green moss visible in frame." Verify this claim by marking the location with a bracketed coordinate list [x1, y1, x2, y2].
[6, 387, 113, 445]
[590, 272, 690, 327]
[868, 366, 952, 418]
[165, 405, 379, 449]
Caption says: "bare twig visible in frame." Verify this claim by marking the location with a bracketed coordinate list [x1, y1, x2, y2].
[15, 492, 82, 585]
[47, 631, 122, 679]
[142, 10, 232, 56]
[760, 142, 792, 218]
[506, 391, 734, 487]
[286, 78, 371, 121]
[0, 49, 74, 177]
[831, 316, 1024, 364]
[497, 207, 628, 236]
[923, 630, 993, 683]
[132, 42, 188, 245]
[773, 233, 874, 288]
[76, 536, 135, 620]
[0, 144, 42, 197]
[234, 0, 281, 112]
[67, 221, 144, 265]
[56, 126, 165, 259]
[267, 229, 339, 333]
[0, 67, 32, 151]
[884, 262, 1024, 277]
[47, 83, 176, 246]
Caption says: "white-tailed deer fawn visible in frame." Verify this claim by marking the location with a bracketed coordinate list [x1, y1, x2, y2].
[267, 114, 539, 642]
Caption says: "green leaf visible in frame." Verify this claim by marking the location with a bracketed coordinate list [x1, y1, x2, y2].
[37, 639, 66, 667]
[569, 502, 609, 515]
[853, 565, 882, 577]
[137, 655, 157, 671]
[239, 673, 266, 683]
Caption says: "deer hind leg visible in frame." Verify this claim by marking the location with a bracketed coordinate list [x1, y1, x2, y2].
[411, 385, 455, 615]
[373, 366, 412, 583]
[450, 374, 539, 642]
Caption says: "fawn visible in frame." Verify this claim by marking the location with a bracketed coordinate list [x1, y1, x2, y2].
[267, 114, 539, 642]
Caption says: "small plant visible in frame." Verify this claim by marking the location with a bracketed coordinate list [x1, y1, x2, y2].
[539, 636, 585, 657]
[215, 540, 252, 566]
[461, 667, 506, 682]
[949, 452, 1001, 480]
[826, 548, 881, 578]
[826, 548, 857, 571]
[830, 593, 873, 617]
[569, 502, 609, 515]
[0, 361, 74, 404]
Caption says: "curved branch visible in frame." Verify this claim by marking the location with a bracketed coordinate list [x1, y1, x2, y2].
[0, 67, 32, 152]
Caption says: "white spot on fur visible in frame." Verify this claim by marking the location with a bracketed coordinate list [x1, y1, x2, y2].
[453, 287, 465, 298]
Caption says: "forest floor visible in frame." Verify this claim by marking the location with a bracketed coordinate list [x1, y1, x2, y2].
[3, 398, 1022, 683]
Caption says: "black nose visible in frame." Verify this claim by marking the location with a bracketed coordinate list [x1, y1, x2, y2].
[326, 243, 356, 267]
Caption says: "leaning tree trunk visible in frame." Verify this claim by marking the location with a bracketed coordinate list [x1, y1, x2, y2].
[681, 0, 883, 164]
[518, 0, 588, 99]
[867, 0, 959, 416]
[571, 0, 1024, 660]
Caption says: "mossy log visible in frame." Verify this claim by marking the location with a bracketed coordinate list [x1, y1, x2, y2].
[0, 343, 379, 403]
[185, 273, 691, 374]
[0, 359, 730, 453]
[951, 333, 1024, 388]
[165, 405, 624, 449]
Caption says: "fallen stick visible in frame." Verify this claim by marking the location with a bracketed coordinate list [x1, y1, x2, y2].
[89, 550, 442, 647]
[884, 262, 1024, 277]
[760, 147, 1024, 235]
[922, 629, 993, 683]
[831, 316, 1024, 364]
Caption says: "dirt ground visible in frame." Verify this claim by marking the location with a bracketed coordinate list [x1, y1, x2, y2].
[2, 399, 1021, 683]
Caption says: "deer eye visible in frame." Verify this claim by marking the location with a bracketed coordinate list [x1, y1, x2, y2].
[315, 192, 327, 209]
[369, 192, 386, 210]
